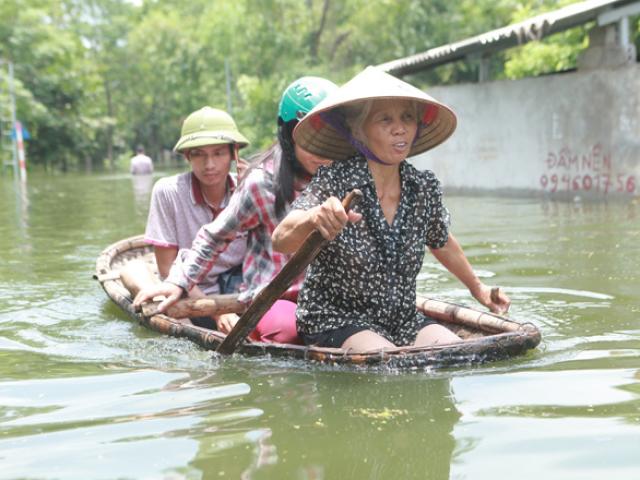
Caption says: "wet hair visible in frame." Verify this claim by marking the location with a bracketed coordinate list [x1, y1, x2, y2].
[244, 118, 303, 218]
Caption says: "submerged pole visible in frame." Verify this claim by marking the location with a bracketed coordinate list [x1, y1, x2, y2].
[7, 61, 19, 180]
[15, 120, 26, 183]
[4, 61, 27, 183]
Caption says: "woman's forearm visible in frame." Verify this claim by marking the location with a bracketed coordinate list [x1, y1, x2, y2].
[273, 197, 361, 254]
[272, 209, 317, 254]
[429, 233, 511, 313]
[428, 233, 482, 295]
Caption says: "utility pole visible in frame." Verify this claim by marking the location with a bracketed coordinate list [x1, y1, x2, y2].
[0, 59, 23, 181]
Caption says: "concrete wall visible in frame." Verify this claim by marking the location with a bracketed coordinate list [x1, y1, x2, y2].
[411, 63, 640, 199]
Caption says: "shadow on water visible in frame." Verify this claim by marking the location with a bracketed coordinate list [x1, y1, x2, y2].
[202, 366, 462, 479]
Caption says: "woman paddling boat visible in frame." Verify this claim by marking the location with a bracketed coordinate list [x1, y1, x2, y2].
[272, 66, 511, 352]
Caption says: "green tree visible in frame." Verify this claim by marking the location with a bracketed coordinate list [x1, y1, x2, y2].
[0, 0, 91, 171]
[1, 0, 637, 171]
[65, 0, 136, 171]
[503, 0, 590, 79]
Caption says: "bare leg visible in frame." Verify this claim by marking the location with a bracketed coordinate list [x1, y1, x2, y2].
[341, 330, 395, 352]
[414, 324, 461, 347]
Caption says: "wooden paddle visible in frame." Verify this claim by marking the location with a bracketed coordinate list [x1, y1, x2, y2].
[121, 261, 246, 318]
[217, 189, 363, 355]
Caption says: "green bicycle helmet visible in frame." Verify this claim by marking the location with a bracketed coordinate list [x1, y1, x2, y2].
[278, 76, 338, 123]
[173, 106, 249, 153]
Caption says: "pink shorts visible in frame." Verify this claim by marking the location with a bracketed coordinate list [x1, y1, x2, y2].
[249, 299, 301, 345]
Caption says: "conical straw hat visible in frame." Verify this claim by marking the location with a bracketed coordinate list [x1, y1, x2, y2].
[293, 66, 457, 161]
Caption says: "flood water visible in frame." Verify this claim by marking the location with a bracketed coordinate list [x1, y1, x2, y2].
[1, 171, 639, 479]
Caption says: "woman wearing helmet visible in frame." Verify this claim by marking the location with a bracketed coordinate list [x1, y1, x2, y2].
[272, 67, 511, 352]
[136, 77, 338, 344]
[144, 106, 249, 332]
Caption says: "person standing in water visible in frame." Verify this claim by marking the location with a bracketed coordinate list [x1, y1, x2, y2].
[130, 145, 154, 175]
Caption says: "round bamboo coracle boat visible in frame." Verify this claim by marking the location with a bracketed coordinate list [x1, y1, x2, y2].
[95, 235, 541, 370]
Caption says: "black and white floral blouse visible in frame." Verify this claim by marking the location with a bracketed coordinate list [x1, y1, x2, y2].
[292, 155, 451, 346]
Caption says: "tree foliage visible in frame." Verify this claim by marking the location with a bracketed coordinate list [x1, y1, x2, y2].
[0, 0, 637, 172]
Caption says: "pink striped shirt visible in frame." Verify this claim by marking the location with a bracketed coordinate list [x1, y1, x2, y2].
[145, 172, 246, 294]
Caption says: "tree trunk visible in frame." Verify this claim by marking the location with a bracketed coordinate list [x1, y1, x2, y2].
[104, 77, 115, 171]
[309, 0, 330, 60]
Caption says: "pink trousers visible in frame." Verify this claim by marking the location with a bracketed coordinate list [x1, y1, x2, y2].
[249, 299, 301, 345]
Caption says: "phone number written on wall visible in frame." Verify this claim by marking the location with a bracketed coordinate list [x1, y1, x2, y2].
[540, 144, 636, 195]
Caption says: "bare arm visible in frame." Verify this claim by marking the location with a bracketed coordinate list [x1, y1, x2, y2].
[429, 233, 510, 313]
[271, 209, 317, 254]
[154, 246, 178, 279]
[272, 196, 361, 254]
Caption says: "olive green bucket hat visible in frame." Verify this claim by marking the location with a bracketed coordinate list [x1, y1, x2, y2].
[173, 106, 249, 153]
